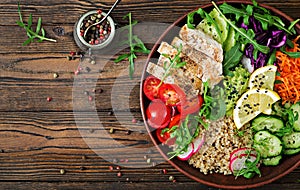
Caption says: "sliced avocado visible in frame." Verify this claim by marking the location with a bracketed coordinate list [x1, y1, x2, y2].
[197, 8, 229, 44]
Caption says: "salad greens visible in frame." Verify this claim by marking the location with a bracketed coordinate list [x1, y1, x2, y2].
[16, 3, 56, 45]
[159, 45, 187, 87]
[234, 150, 261, 179]
[223, 43, 244, 76]
[114, 13, 150, 79]
[168, 114, 200, 159]
[218, 1, 295, 35]
[212, 1, 270, 56]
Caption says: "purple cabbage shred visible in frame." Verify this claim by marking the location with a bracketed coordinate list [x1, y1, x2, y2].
[242, 16, 287, 70]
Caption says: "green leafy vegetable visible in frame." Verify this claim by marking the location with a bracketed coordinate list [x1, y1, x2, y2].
[219, 1, 296, 35]
[17, 3, 56, 45]
[279, 46, 300, 58]
[195, 82, 226, 128]
[114, 13, 150, 79]
[212, 1, 270, 56]
[234, 150, 261, 179]
[158, 45, 186, 86]
[187, 8, 222, 40]
[223, 43, 244, 76]
[168, 114, 200, 159]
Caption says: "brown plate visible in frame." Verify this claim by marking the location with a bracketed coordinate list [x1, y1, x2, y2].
[140, 0, 300, 189]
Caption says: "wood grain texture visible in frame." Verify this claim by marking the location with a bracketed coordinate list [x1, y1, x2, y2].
[0, 0, 299, 189]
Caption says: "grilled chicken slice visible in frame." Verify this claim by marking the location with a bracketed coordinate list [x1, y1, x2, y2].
[157, 42, 202, 94]
[146, 62, 199, 98]
[171, 37, 223, 87]
[179, 24, 223, 63]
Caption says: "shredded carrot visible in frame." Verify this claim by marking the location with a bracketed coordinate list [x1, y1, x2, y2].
[274, 35, 300, 104]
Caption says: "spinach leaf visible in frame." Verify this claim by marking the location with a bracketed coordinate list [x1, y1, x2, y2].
[223, 43, 243, 76]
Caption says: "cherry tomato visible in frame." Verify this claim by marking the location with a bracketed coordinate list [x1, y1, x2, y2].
[177, 95, 204, 117]
[158, 84, 185, 106]
[156, 114, 181, 145]
[143, 76, 162, 100]
[169, 114, 181, 128]
[146, 99, 171, 129]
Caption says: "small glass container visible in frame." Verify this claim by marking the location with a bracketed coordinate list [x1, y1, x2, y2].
[74, 10, 116, 51]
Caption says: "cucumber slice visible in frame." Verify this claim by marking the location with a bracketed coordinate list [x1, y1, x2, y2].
[282, 132, 300, 149]
[253, 131, 283, 158]
[251, 115, 284, 133]
[290, 103, 300, 131]
[262, 155, 282, 166]
[197, 8, 229, 44]
[283, 147, 300, 155]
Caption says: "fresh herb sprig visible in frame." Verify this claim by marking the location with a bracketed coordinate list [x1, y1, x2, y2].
[187, 8, 222, 40]
[195, 82, 226, 128]
[219, 0, 298, 36]
[212, 1, 270, 56]
[168, 114, 200, 160]
[234, 150, 261, 179]
[158, 45, 186, 86]
[16, 3, 56, 46]
[114, 13, 150, 79]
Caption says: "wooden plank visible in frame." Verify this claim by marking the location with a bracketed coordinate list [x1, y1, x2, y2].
[2, 0, 300, 25]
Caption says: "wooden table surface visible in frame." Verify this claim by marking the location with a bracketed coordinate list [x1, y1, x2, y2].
[0, 0, 299, 189]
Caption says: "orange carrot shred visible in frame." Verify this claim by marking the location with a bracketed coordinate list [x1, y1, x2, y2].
[274, 35, 300, 104]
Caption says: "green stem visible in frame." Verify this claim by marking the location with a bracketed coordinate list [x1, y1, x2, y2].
[253, 13, 293, 35]
[25, 27, 57, 42]
[128, 13, 133, 52]
[212, 1, 269, 54]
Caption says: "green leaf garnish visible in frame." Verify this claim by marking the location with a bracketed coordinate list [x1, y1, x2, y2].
[212, 1, 270, 55]
[17, 2, 56, 45]
[114, 12, 150, 79]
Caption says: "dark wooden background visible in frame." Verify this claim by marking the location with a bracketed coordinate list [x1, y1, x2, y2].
[0, 0, 299, 189]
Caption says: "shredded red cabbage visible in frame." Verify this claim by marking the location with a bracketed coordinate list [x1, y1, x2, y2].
[241, 16, 287, 70]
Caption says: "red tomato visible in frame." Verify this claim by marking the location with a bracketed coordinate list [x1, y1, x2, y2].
[143, 76, 162, 100]
[177, 95, 204, 117]
[146, 99, 171, 129]
[169, 114, 181, 128]
[156, 114, 181, 145]
[158, 84, 185, 106]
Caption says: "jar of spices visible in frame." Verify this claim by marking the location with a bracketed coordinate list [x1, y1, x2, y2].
[74, 10, 116, 51]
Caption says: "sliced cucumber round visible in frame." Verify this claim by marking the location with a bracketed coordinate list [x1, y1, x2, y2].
[251, 115, 284, 133]
[282, 132, 300, 149]
[253, 131, 282, 158]
[262, 155, 282, 166]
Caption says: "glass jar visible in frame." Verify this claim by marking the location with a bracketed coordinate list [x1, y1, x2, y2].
[74, 10, 116, 51]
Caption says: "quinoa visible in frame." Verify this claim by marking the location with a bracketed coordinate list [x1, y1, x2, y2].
[189, 117, 253, 175]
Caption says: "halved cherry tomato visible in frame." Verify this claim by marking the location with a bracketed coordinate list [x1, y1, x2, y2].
[158, 84, 185, 106]
[143, 76, 162, 100]
[146, 99, 171, 129]
[177, 95, 204, 117]
[156, 114, 181, 146]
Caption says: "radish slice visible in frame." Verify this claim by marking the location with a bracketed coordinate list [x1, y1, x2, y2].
[177, 143, 194, 161]
[230, 148, 257, 161]
[192, 135, 205, 154]
[229, 153, 257, 173]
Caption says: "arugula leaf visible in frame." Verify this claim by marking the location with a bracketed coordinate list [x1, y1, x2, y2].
[234, 150, 261, 179]
[223, 43, 243, 76]
[114, 13, 150, 79]
[219, 1, 295, 35]
[279, 46, 300, 58]
[158, 44, 186, 86]
[17, 3, 56, 45]
[212, 2, 270, 55]
[168, 114, 200, 159]
[187, 8, 222, 40]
